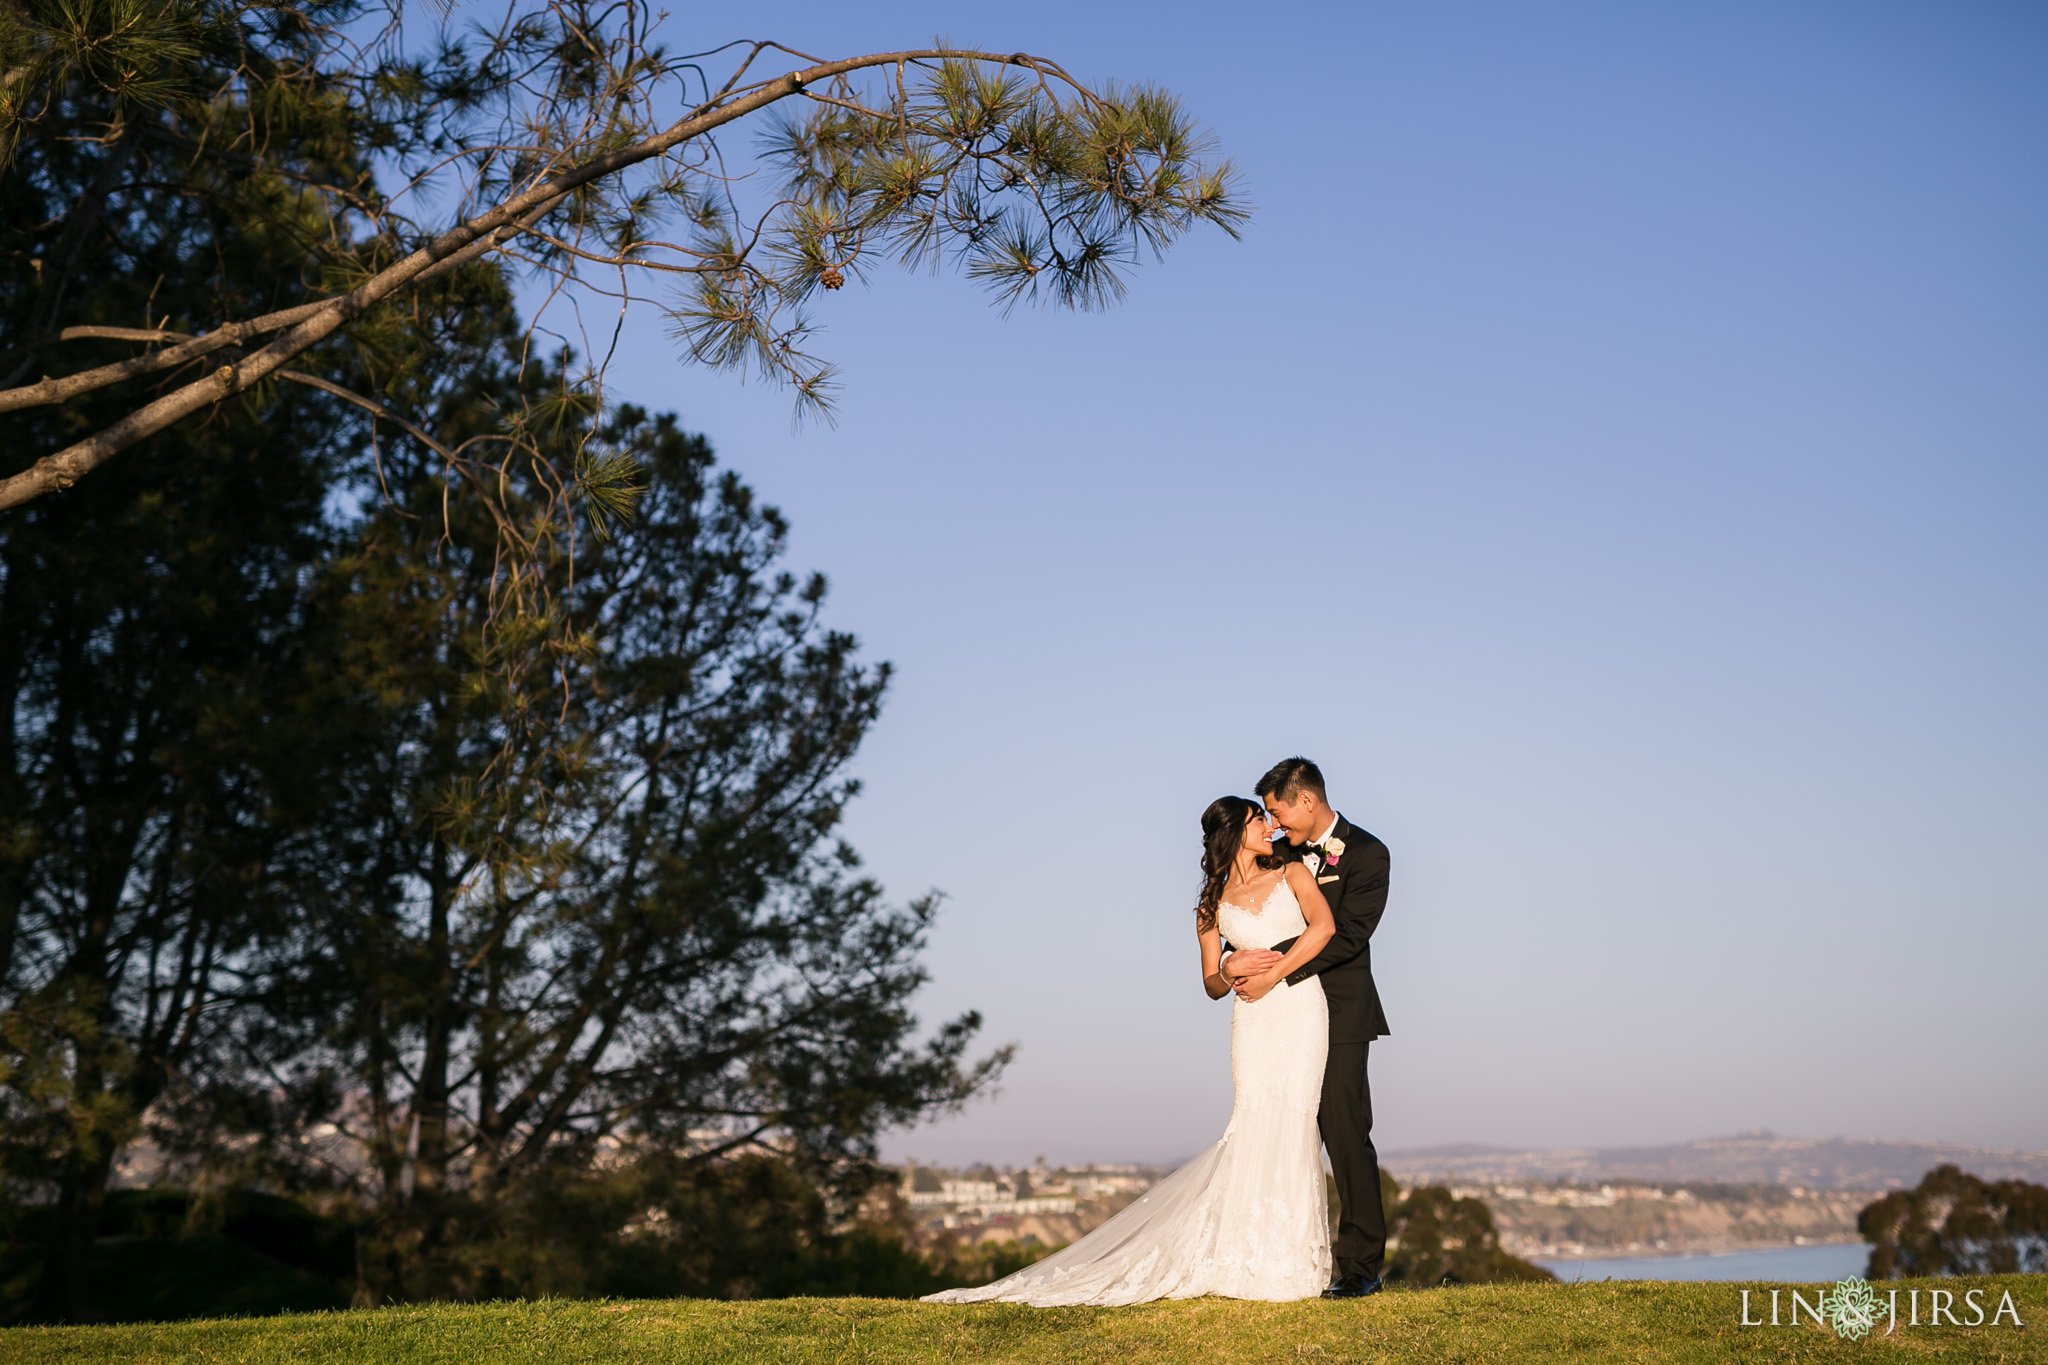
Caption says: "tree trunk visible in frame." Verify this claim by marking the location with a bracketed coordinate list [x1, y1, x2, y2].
[39, 1092, 118, 1321]
[411, 829, 455, 1261]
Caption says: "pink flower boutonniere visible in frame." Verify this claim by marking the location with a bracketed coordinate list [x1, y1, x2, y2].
[1322, 835, 1346, 868]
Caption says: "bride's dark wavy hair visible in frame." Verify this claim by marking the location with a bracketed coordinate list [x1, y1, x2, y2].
[1195, 796, 1284, 933]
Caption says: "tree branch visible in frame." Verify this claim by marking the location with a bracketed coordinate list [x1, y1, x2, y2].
[0, 48, 1071, 512]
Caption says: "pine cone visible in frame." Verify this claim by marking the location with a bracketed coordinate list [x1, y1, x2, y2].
[819, 265, 845, 290]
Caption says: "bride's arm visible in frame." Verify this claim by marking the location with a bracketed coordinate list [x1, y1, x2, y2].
[1236, 865, 1335, 998]
[1198, 923, 1233, 1000]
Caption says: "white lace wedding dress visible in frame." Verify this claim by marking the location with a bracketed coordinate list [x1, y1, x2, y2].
[921, 872, 1332, 1305]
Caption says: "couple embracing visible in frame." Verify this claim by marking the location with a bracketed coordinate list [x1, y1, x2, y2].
[924, 756, 1392, 1307]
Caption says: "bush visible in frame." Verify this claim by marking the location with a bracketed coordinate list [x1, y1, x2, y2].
[1860, 1165, 2048, 1278]
[1384, 1181, 1556, 1286]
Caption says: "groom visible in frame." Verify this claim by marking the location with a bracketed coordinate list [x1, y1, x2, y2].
[1220, 756, 1391, 1299]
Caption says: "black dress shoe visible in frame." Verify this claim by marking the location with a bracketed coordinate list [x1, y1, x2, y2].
[1321, 1272, 1384, 1299]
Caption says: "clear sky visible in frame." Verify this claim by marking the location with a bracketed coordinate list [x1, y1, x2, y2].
[529, 1, 2047, 1164]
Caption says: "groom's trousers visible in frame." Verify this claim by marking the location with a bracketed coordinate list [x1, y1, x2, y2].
[1320, 1040, 1387, 1280]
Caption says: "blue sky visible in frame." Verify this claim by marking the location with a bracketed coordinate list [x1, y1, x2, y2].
[518, 1, 2046, 1163]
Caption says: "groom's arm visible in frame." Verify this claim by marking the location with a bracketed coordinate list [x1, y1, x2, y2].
[1284, 838, 1389, 985]
[1215, 942, 1280, 992]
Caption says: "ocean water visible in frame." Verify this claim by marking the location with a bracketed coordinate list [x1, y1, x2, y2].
[1534, 1242, 1871, 1283]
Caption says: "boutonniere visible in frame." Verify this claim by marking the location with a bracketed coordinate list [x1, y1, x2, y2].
[1303, 850, 1323, 874]
[1323, 835, 1345, 867]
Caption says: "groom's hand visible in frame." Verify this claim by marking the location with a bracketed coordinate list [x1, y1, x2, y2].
[1221, 948, 1281, 982]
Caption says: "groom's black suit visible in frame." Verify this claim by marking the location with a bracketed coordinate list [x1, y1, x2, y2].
[1224, 815, 1390, 1281]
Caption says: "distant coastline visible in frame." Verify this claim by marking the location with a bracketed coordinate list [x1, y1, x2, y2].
[890, 1132, 2047, 1262]
[1541, 1236, 1865, 1263]
[1453, 1179, 1875, 1260]
[1380, 1129, 2048, 1190]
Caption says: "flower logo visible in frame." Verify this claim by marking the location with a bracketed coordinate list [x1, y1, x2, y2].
[1820, 1276, 1882, 1341]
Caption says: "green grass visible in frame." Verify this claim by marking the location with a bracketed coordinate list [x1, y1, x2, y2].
[2, 1276, 2042, 1363]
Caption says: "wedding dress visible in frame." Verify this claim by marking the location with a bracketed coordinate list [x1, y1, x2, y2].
[921, 872, 1332, 1305]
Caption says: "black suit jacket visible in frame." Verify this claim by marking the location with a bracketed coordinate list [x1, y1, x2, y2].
[1226, 814, 1391, 1044]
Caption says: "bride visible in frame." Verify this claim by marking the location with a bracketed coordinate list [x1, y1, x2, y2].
[921, 796, 1336, 1306]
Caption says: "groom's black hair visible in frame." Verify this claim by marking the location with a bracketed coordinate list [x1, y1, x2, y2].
[1256, 756, 1326, 804]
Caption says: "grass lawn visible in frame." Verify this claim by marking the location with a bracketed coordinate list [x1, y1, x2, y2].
[1, 1275, 2042, 1363]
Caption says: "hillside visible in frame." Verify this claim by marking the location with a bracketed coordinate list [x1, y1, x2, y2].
[1383, 1131, 2048, 1191]
[1478, 1182, 1874, 1258]
[1, 1277, 2041, 1363]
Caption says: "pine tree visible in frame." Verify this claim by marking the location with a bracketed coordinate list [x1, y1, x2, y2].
[1, 1, 1249, 512]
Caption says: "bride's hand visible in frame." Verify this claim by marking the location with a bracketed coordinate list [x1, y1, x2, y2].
[1223, 948, 1281, 981]
[1234, 970, 1280, 1003]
